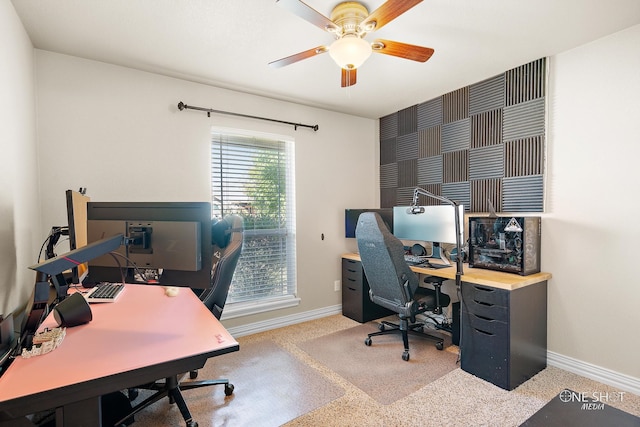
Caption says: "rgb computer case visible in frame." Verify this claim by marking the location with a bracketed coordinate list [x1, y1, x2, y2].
[468, 216, 541, 275]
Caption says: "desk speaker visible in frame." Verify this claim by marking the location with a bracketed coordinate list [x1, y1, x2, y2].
[53, 293, 93, 327]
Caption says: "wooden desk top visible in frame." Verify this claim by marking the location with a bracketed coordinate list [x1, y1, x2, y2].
[0, 284, 238, 406]
[343, 253, 551, 291]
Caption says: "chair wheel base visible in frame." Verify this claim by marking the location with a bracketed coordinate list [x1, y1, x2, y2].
[402, 351, 410, 361]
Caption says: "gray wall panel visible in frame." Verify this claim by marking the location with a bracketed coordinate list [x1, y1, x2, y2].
[503, 98, 545, 142]
[442, 118, 471, 153]
[417, 97, 443, 130]
[470, 145, 504, 180]
[470, 74, 505, 115]
[418, 156, 442, 185]
[379, 58, 546, 213]
[503, 175, 544, 211]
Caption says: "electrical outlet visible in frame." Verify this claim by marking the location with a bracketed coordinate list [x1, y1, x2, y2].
[334, 280, 341, 291]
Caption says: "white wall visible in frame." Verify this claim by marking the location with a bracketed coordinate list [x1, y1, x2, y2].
[544, 24, 640, 378]
[0, 2, 41, 317]
[34, 50, 379, 329]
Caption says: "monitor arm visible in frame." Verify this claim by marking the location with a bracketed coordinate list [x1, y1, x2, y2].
[45, 226, 70, 301]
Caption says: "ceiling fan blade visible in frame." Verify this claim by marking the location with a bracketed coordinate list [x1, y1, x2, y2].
[276, 0, 338, 32]
[341, 68, 357, 87]
[372, 39, 434, 62]
[269, 46, 328, 68]
[362, 0, 423, 31]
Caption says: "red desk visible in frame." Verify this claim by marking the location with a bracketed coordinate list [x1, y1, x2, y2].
[0, 284, 239, 426]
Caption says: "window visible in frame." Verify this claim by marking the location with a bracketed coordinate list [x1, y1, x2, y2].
[211, 128, 297, 314]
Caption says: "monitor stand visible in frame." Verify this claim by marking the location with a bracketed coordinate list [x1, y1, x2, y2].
[428, 243, 450, 265]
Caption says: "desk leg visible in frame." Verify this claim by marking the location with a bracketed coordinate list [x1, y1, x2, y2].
[55, 396, 101, 427]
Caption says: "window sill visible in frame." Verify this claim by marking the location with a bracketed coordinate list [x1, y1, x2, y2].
[221, 295, 301, 320]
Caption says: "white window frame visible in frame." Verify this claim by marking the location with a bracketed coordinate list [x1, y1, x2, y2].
[211, 127, 299, 318]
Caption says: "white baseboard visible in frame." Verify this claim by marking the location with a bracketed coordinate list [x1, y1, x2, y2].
[225, 304, 342, 338]
[547, 350, 640, 395]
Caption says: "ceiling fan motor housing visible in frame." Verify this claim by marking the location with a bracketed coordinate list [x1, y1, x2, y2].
[330, 2, 371, 37]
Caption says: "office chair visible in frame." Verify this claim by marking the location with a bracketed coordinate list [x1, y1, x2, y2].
[119, 215, 244, 427]
[356, 212, 450, 361]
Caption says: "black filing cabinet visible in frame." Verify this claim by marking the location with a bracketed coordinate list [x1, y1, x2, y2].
[460, 281, 548, 390]
[341, 258, 394, 323]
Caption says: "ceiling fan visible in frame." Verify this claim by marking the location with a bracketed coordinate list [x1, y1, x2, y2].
[269, 0, 434, 87]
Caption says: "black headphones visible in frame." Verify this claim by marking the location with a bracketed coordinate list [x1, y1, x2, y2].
[211, 218, 232, 248]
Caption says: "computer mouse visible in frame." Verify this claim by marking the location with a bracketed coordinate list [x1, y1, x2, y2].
[164, 286, 179, 297]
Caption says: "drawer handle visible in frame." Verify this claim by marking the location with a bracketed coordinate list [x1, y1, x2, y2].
[473, 313, 496, 322]
[348, 287, 356, 291]
[347, 269, 357, 273]
[474, 286, 495, 293]
[474, 299, 495, 307]
[474, 328, 494, 336]
[347, 278, 356, 282]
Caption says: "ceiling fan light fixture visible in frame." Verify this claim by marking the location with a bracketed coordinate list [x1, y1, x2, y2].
[329, 35, 372, 69]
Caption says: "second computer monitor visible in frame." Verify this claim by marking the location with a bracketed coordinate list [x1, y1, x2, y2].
[86, 202, 213, 289]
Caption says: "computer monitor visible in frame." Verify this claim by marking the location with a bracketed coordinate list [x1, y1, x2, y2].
[85, 202, 213, 288]
[393, 205, 464, 263]
[345, 208, 393, 238]
[65, 189, 90, 284]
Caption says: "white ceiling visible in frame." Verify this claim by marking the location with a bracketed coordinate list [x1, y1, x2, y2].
[11, 0, 640, 119]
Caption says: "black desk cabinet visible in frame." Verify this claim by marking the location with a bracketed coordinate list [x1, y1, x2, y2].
[341, 258, 394, 323]
[460, 280, 548, 390]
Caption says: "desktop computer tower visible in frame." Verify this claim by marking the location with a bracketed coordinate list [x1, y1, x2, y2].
[468, 216, 541, 276]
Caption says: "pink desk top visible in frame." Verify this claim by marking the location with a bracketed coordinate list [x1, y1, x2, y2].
[0, 284, 238, 403]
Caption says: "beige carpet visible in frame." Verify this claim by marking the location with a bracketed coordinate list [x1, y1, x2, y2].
[124, 315, 640, 427]
[297, 322, 459, 405]
[132, 340, 344, 427]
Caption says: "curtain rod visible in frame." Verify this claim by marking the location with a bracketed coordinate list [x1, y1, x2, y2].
[177, 102, 319, 131]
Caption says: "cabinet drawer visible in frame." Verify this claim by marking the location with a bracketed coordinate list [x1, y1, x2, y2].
[462, 284, 509, 307]
[464, 311, 508, 337]
[462, 284, 509, 321]
[463, 297, 508, 322]
[342, 258, 363, 282]
[461, 317, 510, 389]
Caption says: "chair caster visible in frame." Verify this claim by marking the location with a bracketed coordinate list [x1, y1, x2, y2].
[186, 421, 198, 427]
[224, 383, 235, 396]
[402, 351, 410, 361]
[189, 370, 198, 379]
[435, 341, 444, 351]
[127, 388, 138, 401]
[364, 337, 372, 346]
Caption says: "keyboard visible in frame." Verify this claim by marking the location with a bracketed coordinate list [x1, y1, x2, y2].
[404, 254, 427, 265]
[84, 283, 125, 303]
[404, 255, 452, 269]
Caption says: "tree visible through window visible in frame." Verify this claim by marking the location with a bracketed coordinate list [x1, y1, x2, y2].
[211, 129, 296, 304]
